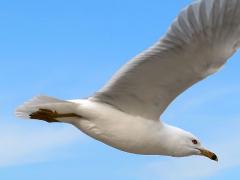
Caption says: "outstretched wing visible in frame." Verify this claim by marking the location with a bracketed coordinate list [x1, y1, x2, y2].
[92, 0, 240, 120]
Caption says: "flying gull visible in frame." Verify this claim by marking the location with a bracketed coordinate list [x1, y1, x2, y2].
[16, 0, 240, 161]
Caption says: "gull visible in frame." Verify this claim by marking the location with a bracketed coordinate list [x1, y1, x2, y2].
[16, 0, 240, 161]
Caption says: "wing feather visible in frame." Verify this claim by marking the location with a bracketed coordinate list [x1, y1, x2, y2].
[92, 0, 240, 120]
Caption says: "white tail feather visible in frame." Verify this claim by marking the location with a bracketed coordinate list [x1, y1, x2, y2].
[16, 95, 78, 120]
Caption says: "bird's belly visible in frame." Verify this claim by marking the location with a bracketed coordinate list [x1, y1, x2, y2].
[70, 100, 163, 154]
[73, 109, 160, 154]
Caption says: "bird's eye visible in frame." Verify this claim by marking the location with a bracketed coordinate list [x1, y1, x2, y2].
[192, 139, 198, 145]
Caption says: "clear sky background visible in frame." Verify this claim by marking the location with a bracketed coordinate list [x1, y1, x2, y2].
[0, 0, 240, 179]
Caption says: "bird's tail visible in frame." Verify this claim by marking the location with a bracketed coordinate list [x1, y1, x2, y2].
[15, 96, 80, 123]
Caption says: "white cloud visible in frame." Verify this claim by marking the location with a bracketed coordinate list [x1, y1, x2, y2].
[143, 118, 240, 180]
[0, 123, 81, 167]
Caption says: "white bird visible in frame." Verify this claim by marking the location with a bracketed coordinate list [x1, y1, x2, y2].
[16, 0, 240, 161]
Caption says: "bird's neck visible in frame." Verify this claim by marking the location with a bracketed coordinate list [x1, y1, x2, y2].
[152, 122, 188, 156]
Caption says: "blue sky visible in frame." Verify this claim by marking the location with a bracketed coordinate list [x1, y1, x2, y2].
[0, 0, 240, 179]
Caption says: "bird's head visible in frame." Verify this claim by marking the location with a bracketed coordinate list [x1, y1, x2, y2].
[162, 125, 218, 161]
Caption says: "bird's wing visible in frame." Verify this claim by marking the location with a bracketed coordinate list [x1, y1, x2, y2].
[92, 0, 240, 120]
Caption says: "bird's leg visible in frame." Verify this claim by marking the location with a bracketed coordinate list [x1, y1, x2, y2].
[30, 108, 82, 123]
